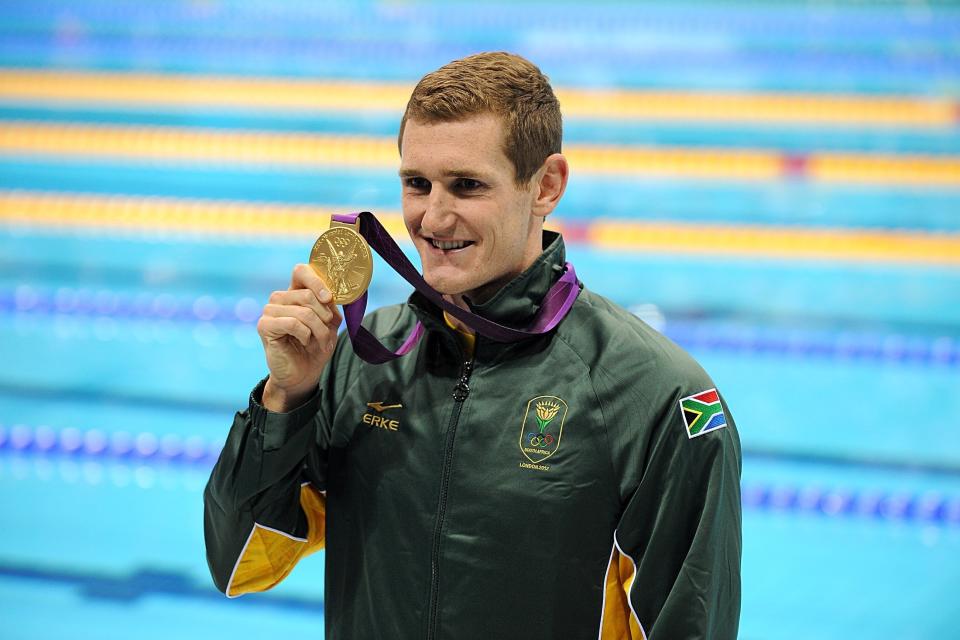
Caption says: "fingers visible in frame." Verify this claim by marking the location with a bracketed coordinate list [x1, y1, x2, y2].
[257, 314, 312, 348]
[289, 263, 343, 324]
[262, 303, 333, 349]
[256, 263, 345, 352]
[269, 288, 340, 325]
[291, 263, 333, 305]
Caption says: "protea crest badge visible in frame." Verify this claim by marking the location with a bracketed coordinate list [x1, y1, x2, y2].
[519, 396, 568, 464]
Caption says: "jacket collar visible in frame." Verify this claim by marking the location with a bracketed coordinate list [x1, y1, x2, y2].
[409, 230, 567, 331]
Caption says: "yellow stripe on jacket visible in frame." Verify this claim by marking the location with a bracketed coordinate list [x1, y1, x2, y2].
[226, 483, 326, 597]
[443, 310, 476, 359]
[599, 541, 647, 640]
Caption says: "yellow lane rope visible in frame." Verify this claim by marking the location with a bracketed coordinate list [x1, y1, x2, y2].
[2, 122, 959, 186]
[0, 69, 955, 127]
[586, 220, 960, 266]
[0, 191, 407, 239]
[0, 122, 400, 169]
[2, 191, 958, 266]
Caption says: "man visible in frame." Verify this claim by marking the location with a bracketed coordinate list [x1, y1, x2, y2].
[204, 52, 741, 639]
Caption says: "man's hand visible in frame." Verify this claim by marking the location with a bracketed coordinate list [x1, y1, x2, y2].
[257, 264, 342, 413]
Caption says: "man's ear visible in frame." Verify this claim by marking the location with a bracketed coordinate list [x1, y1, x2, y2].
[531, 153, 569, 219]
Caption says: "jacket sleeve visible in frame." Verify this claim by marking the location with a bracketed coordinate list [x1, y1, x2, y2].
[603, 389, 742, 639]
[203, 376, 329, 597]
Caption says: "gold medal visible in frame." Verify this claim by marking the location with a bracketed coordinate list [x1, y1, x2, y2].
[309, 221, 373, 305]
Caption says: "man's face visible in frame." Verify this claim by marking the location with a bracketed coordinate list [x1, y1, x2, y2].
[399, 113, 543, 302]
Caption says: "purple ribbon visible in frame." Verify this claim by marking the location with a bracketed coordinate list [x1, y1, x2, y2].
[332, 212, 582, 364]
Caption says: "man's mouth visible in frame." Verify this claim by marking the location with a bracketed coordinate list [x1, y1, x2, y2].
[429, 238, 474, 251]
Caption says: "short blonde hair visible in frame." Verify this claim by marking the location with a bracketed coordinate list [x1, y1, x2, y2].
[399, 51, 562, 186]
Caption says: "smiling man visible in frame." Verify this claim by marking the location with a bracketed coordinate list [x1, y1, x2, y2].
[204, 52, 742, 639]
[399, 110, 565, 306]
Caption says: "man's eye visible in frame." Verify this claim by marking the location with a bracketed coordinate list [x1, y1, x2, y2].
[455, 178, 483, 191]
[404, 177, 430, 191]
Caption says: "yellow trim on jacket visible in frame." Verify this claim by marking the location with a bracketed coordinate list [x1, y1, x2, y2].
[226, 484, 326, 597]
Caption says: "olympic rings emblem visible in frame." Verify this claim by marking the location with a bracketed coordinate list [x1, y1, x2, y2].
[527, 432, 555, 447]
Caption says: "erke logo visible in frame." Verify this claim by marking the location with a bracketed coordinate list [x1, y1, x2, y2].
[362, 401, 402, 431]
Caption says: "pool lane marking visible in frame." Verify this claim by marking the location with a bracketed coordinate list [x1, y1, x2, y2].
[0, 562, 324, 610]
[1, 69, 956, 128]
[4, 287, 957, 367]
[0, 191, 407, 239]
[5, 422, 960, 481]
[584, 219, 960, 265]
[3, 425, 960, 527]
[2, 191, 959, 265]
[1, 122, 959, 186]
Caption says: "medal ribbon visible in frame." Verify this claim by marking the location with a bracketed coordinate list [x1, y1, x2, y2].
[332, 211, 582, 364]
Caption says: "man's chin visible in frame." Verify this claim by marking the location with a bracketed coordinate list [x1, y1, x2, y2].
[422, 271, 470, 298]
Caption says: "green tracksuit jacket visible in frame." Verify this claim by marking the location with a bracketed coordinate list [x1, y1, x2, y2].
[204, 231, 742, 639]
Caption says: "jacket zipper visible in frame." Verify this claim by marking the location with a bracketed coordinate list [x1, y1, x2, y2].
[426, 358, 474, 640]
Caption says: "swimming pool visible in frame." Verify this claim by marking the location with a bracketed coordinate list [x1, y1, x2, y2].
[1, 1, 958, 638]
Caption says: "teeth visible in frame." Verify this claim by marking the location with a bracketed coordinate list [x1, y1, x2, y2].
[431, 239, 468, 250]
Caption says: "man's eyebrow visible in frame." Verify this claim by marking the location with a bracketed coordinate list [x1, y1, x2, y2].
[398, 168, 490, 179]
[444, 169, 488, 179]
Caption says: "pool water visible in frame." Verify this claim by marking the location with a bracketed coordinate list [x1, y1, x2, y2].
[1, 2, 958, 639]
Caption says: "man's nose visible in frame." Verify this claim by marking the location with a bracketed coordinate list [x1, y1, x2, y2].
[420, 188, 456, 236]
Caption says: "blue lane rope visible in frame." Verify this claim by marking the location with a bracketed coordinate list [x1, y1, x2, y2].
[0, 287, 260, 325]
[2, 286, 957, 366]
[742, 483, 960, 527]
[0, 423, 221, 466]
[1, 422, 959, 526]
[664, 321, 959, 367]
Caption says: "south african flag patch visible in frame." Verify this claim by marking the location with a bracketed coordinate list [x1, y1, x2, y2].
[679, 388, 727, 439]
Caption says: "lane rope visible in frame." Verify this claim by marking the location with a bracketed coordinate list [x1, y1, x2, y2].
[1, 69, 954, 128]
[1, 423, 958, 525]
[2, 286, 957, 366]
[2, 122, 959, 185]
[3, 191, 959, 265]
